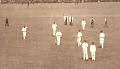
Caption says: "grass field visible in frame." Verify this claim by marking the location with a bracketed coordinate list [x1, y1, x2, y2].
[0, 2, 120, 69]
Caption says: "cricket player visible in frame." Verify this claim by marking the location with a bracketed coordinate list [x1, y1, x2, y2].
[82, 40, 88, 61]
[104, 18, 108, 27]
[77, 30, 82, 47]
[69, 16, 74, 25]
[99, 30, 105, 48]
[56, 30, 62, 45]
[52, 22, 57, 36]
[5, 17, 9, 27]
[64, 16, 68, 25]
[91, 17, 95, 28]
[21, 26, 28, 40]
[81, 19, 86, 30]
[90, 42, 96, 61]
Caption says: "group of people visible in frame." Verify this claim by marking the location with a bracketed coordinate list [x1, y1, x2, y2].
[52, 16, 107, 61]
[82, 40, 96, 61]
[77, 29, 105, 49]
[64, 16, 108, 30]
[81, 17, 108, 31]
[77, 27, 105, 61]
[64, 16, 74, 25]
[80, 30, 105, 61]
[52, 22, 62, 45]
[5, 17, 28, 40]
[4, 16, 106, 61]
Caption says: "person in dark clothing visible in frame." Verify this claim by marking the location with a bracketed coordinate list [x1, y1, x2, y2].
[69, 16, 73, 26]
[91, 17, 95, 28]
[5, 17, 9, 27]
[64, 16, 68, 25]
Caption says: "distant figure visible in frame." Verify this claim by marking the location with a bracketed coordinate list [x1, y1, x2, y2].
[56, 30, 62, 45]
[69, 16, 74, 25]
[104, 18, 108, 27]
[99, 30, 105, 48]
[90, 42, 96, 61]
[52, 22, 57, 36]
[81, 19, 86, 30]
[5, 17, 9, 27]
[21, 26, 28, 40]
[77, 30, 82, 47]
[90, 17, 95, 28]
[64, 16, 68, 25]
[82, 40, 88, 61]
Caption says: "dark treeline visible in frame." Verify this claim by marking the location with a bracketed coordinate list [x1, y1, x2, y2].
[1, 0, 120, 4]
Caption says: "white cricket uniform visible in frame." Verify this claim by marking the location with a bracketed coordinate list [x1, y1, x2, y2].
[56, 31, 62, 45]
[77, 32, 82, 47]
[64, 16, 67, 22]
[64, 16, 69, 22]
[99, 33, 105, 48]
[105, 18, 107, 22]
[82, 42, 88, 60]
[81, 20, 86, 30]
[69, 16, 74, 23]
[90, 45, 96, 61]
[21, 27, 28, 40]
[52, 24, 57, 36]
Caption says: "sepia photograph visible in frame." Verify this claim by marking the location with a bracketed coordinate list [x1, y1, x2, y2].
[0, 0, 120, 69]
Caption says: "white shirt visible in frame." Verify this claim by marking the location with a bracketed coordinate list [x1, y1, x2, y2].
[56, 32, 62, 37]
[82, 42, 88, 50]
[81, 20, 86, 26]
[90, 45, 96, 52]
[52, 24, 57, 30]
[22, 27, 28, 32]
[100, 33, 105, 38]
[77, 32, 82, 38]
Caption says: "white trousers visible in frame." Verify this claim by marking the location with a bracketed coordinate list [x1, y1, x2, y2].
[90, 51, 96, 61]
[53, 29, 56, 36]
[82, 25, 85, 30]
[100, 38, 104, 48]
[83, 49, 88, 60]
[77, 37, 82, 47]
[56, 37, 61, 45]
[23, 32, 26, 39]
